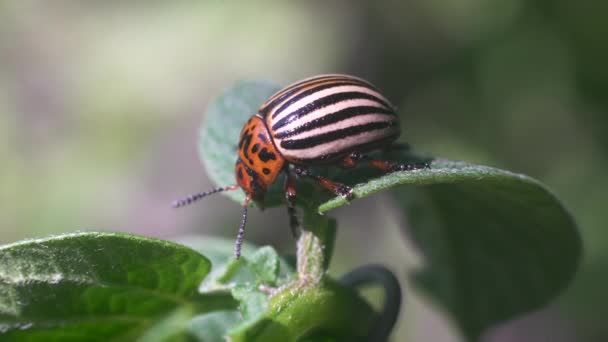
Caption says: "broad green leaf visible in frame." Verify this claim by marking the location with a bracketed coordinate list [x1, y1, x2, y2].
[136, 306, 198, 342]
[0, 232, 234, 341]
[323, 158, 582, 339]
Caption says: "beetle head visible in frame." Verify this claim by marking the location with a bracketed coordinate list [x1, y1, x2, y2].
[235, 159, 267, 203]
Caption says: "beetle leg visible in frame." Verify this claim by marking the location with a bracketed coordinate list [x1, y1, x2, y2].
[284, 172, 300, 238]
[343, 152, 429, 173]
[294, 166, 354, 200]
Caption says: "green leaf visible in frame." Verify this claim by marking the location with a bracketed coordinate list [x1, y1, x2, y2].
[249, 247, 280, 285]
[216, 247, 286, 336]
[215, 247, 280, 288]
[323, 158, 582, 339]
[188, 240, 293, 295]
[0, 232, 234, 341]
[228, 279, 376, 342]
[221, 219, 372, 341]
[188, 310, 242, 342]
[180, 237, 299, 341]
[231, 284, 268, 325]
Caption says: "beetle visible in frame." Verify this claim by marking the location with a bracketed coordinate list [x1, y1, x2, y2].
[173, 74, 428, 258]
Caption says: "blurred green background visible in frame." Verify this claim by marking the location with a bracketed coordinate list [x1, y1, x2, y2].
[1, 1, 605, 341]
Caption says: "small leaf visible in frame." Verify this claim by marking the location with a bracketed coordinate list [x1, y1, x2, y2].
[211, 246, 284, 289]
[182, 239, 296, 341]
[249, 247, 280, 285]
[178, 236, 294, 292]
[231, 284, 268, 324]
[216, 248, 282, 336]
[0, 232, 233, 340]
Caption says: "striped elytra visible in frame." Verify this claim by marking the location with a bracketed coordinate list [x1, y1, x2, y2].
[174, 74, 427, 259]
[260, 74, 400, 163]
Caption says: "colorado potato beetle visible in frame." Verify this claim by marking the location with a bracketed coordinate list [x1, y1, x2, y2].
[174, 74, 427, 258]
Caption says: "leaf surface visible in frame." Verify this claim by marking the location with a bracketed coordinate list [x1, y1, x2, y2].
[0, 232, 232, 341]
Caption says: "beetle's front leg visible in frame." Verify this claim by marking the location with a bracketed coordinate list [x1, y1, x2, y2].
[284, 171, 300, 238]
[294, 166, 354, 200]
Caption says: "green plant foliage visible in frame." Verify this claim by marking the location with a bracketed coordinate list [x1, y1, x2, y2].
[228, 279, 375, 342]
[396, 161, 581, 340]
[187, 235, 373, 341]
[0, 232, 233, 341]
[180, 239, 298, 341]
[370, 158, 579, 340]
[188, 310, 242, 342]
[0, 80, 582, 341]
[0, 230, 374, 342]
[198, 80, 582, 340]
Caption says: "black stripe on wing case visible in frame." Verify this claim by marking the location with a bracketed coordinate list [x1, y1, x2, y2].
[274, 106, 394, 139]
[280, 121, 396, 150]
[300, 133, 401, 163]
[271, 91, 393, 131]
[259, 75, 341, 117]
[270, 81, 366, 119]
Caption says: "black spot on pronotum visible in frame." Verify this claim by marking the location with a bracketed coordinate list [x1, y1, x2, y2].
[258, 148, 277, 162]
[249, 159, 255, 165]
[262, 168, 270, 175]
[251, 143, 260, 153]
[237, 168, 244, 180]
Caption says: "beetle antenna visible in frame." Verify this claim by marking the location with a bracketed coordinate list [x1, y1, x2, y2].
[172, 184, 238, 208]
[235, 195, 251, 259]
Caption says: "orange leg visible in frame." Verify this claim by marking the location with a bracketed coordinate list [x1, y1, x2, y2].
[294, 166, 354, 200]
[342, 152, 429, 173]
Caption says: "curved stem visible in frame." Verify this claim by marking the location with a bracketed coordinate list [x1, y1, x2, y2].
[340, 265, 402, 342]
[296, 207, 336, 282]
